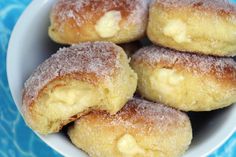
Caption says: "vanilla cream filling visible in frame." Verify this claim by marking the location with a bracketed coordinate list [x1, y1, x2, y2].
[163, 19, 191, 43]
[117, 134, 145, 156]
[95, 10, 122, 38]
[150, 68, 184, 94]
[44, 83, 100, 119]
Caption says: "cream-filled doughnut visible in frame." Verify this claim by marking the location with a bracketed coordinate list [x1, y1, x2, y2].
[147, 0, 236, 56]
[68, 98, 192, 157]
[22, 42, 137, 134]
[131, 45, 236, 111]
[49, 0, 149, 44]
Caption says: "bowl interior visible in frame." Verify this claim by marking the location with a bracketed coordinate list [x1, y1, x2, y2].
[7, 0, 236, 157]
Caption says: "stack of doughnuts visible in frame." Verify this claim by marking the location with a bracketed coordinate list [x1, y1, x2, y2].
[131, 0, 236, 112]
[21, 0, 236, 157]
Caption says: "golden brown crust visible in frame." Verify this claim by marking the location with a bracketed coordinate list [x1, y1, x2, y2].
[76, 98, 190, 133]
[152, 0, 236, 16]
[131, 46, 236, 87]
[49, 0, 148, 44]
[69, 98, 192, 157]
[52, 0, 137, 27]
[148, 1, 236, 56]
[22, 42, 138, 134]
[22, 42, 123, 112]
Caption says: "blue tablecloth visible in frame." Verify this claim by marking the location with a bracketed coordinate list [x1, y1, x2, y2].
[0, 0, 236, 157]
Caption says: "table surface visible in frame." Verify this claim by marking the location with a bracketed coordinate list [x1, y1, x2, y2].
[0, 0, 236, 157]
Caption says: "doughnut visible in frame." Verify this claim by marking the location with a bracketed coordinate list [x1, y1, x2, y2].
[131, 46, 236, 111]
[68, 98, 192, 157]
[22, 42, 137, 134]
[147, 0, 236, 56]
[49, 0, 149, 44]
[119, 41, 142, 57]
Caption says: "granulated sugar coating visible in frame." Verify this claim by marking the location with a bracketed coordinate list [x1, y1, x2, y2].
[51, 0, 148, 28]
[79, 98, 190, 133]
[132, 46, 236, 80]
[70, 98, 192, 157]
[23, 42, 122, 106]
[114, 98, 189, 132]
[152, 0, 236, 14]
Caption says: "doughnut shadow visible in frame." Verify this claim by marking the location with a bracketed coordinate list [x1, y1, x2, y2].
[188, 106, 232, 146]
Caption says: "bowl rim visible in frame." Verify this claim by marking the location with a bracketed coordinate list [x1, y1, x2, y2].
[6, 0, 236, 157]
[6, 0, 76, 156]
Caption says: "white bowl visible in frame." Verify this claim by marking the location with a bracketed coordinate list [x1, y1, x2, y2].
[7, 0, 236, 157]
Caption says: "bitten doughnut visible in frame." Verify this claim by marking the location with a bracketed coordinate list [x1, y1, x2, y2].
[131, 46, 236, 111]
[148, 0, 236, 56]
[49, 0, 148, 44]
[68, 98, 192, 157]
[22, 42, 137, 134]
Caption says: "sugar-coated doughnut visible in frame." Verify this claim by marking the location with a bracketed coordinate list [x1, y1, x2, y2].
[22, 42, 137, 134]
[68, 98, 192, 157]
[49, 0, 148, 44]
[131, 46, 236, 111]
[148, 0, 236, 56]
